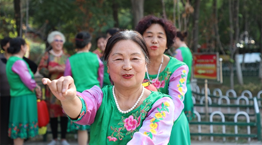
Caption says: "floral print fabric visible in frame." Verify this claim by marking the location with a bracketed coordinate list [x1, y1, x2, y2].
[70, 86, 177, 145]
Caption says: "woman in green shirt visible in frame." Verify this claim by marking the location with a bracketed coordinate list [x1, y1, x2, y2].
[173, 31, 194, 121]
[6, 37, 41, 145]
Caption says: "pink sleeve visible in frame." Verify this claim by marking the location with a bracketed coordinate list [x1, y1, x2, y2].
[64, 59, 72, 76]
[174, 49, 183, 61]
[74, 86, 103, 125]
[12, 60, 36, 90]
[168, 65, 189, 120]
[128, 97, 175, 145]
[97, 55, 104, 87]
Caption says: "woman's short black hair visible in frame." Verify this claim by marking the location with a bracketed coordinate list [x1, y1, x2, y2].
[104, 30, 149, 63]
[1, 37, 12, 50]
[7, 37, 25, 54]
[106, 28, 120, 36]
[176, 31, 188, 41]
[135, 15, 177, 49]
[75, 31, 92, 49]
[95, 35, 106, 44]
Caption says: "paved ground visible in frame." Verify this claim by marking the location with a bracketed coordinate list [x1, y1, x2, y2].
[24, 141, 261, 145]
[191, 142, 261, 145]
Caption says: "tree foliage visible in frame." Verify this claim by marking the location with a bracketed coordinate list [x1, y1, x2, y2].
[0, 0, 261, 54]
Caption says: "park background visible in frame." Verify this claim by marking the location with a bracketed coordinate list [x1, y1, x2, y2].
[1, 0, 262, 144]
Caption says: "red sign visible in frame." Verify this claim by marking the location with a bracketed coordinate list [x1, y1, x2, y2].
[193, 54, 218, 80]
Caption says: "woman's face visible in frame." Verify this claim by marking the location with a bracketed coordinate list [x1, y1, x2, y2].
[142, 23, 167, 58]
[97, 37, 106, 52]
[107, 40, 147, 89]
[21, 44, 28, 56]
[51, 35, 64, 51]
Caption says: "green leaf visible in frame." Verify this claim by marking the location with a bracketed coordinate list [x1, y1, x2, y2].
[148, 132, 153, 139]
[154, 119, 161, 123]
[126, 131, 132, 135]
[161, 103, 164, 108]
[118, 122, 124, 125]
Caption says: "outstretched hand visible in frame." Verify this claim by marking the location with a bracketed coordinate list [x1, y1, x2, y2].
[42, 76, 77, 102]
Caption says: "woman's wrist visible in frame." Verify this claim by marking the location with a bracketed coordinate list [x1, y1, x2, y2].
[62, 95, 82, 119]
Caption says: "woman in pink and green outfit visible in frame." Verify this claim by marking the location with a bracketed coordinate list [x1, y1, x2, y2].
[43, 31, 182, 144]
[6, 37, 41, 145]
[136, 15, 191, 145]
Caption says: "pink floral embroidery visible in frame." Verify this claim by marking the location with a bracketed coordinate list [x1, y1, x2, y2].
[137, 115, 141, 127]
[124, 115, 138, 131]
[152, 79, 165, 89]
[107, 136, 117, 142]
[160, 80, 165, 88]
[152, 79, 161, 89]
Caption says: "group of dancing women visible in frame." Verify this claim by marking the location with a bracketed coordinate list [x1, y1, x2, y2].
[4, 15, 194, 145]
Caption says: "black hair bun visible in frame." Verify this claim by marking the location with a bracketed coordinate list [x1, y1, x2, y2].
[7, 46, 15, 54]
[183, 32, 188, 37]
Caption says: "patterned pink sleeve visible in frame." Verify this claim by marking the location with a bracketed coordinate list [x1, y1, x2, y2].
[64, 59, 72, 76]
[127, 97, 175, 145]
[168, 65, 189, 120]
[12, 60, 36, 90]
[72, 86, 103, 125]
[174, 49, 183, 61]
[97, 55, 104, 87]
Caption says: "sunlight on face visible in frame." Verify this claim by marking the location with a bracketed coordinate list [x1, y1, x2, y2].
[51, 35, 64, 51]
[143, 24, 167, 58]
[97, 37, 106, 51]
[107, 40, 147, 88]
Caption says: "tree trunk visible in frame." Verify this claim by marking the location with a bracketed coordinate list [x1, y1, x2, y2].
[131, 0, 144, 27]
[212, 0, 225, 55]
[192, 0, 200, 52]
[229, 0, 234, 89]
[177, 0, 181, 28]
[259, 1, 262, 83]
[112, 0, 119, 27]
[241, 0, 248, 69]
[173, 0, 176, 25]
[14, 0, 21, 37]
[161, 0, 167, 19]
[234, 0, 243, 85]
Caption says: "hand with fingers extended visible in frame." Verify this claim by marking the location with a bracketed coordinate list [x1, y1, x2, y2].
[42, 76, 77, 102]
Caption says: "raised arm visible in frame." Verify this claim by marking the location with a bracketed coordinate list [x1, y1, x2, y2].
[73, 86, 103, 125]
[42, 76, 81, 119]
[42, 76, 103, 125]
[97, 55, 104, 87]
[168, 65, 189, 120]
[128, 97, 175, 145]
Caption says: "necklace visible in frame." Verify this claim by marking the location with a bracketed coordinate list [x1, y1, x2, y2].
[50, 49, 63, 57]
[146, 56, 164, 83]
[112, 86, 144, 114]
